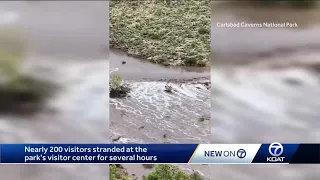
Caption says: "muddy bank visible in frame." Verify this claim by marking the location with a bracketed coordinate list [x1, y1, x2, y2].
[110, 50, 210, 81]
[211, 2, 320, 180]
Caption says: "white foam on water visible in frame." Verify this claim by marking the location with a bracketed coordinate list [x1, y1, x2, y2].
[110, 81, 210, 143]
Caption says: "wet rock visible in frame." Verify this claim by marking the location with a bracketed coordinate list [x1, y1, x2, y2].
[110, 84, 131, 98]
[164, 85, 174, 93]
[112, 136, 122, 142]
[283, 77, 303, 86]
[198, 115, 210, 122]
[115, 164, 124, 169]
[142, 164, 155, 169]
[0, 75, 56, 115]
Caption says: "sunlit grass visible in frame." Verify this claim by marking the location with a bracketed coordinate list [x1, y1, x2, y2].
[0, 28, 25, 84]
[110, 0, 210, 67]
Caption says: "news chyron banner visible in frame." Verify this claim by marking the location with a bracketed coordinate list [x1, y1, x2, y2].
[0, 143, 318, 164]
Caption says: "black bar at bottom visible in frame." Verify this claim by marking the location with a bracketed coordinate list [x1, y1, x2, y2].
[289, 144, 320, 164]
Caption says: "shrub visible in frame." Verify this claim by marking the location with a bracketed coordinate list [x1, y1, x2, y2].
[109, 74, 130, 98]
[143, 165, 203, 180]
[110, 164, 133, 180]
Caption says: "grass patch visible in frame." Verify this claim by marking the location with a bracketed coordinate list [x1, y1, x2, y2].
[110, 164, 133, 180]
[0, 28, 25, 83]
[110, 0, 210, 67]
[110, 74, 130, 98]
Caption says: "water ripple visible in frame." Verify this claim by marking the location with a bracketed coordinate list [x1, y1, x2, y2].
[110, 81, 210, 144]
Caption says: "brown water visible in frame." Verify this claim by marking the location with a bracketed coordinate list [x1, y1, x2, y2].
[109, 50, 211, 178]
[0, 1, 109, 179]
[110, 50, 210, 144]
[210, 2, 320, 180]
[110, 50, 210, 81]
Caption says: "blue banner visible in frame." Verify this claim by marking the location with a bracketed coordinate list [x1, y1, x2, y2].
[0, 143, 318, 164]
[0, 144, 197, 163]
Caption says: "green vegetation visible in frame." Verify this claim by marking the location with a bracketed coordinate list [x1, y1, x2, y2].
[143, 164, 203, 180]
[110, 164, 133, 180]
[110, 164, 203, 180]
[109, 74, 130, 98]
[0, 28, 56, 115]
[0, 28, 25, 85]
[110, 0, 210, 67]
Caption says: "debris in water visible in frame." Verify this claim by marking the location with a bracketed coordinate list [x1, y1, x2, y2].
[163, 134, 167, 138]
[198, 115, 210, 122]
[112, 136, 122, 142]
[164, 82, 174, 93]
[283, 77, 303, 86]
[142, 164, 155, 169]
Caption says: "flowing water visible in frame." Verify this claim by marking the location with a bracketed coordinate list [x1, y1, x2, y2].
[209, 2, 320, 180]
[110, 50, 210, 144]
[0, 2, 109, 179]
[109, 50, 211, 179]
[2, 1, 319, 180]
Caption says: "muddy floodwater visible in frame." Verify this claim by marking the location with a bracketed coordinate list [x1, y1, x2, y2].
[110, 50, 210, 144]
[210, 2, 320, 180]
[109, 49, 211, 179]
[0, 1, 109, 179]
